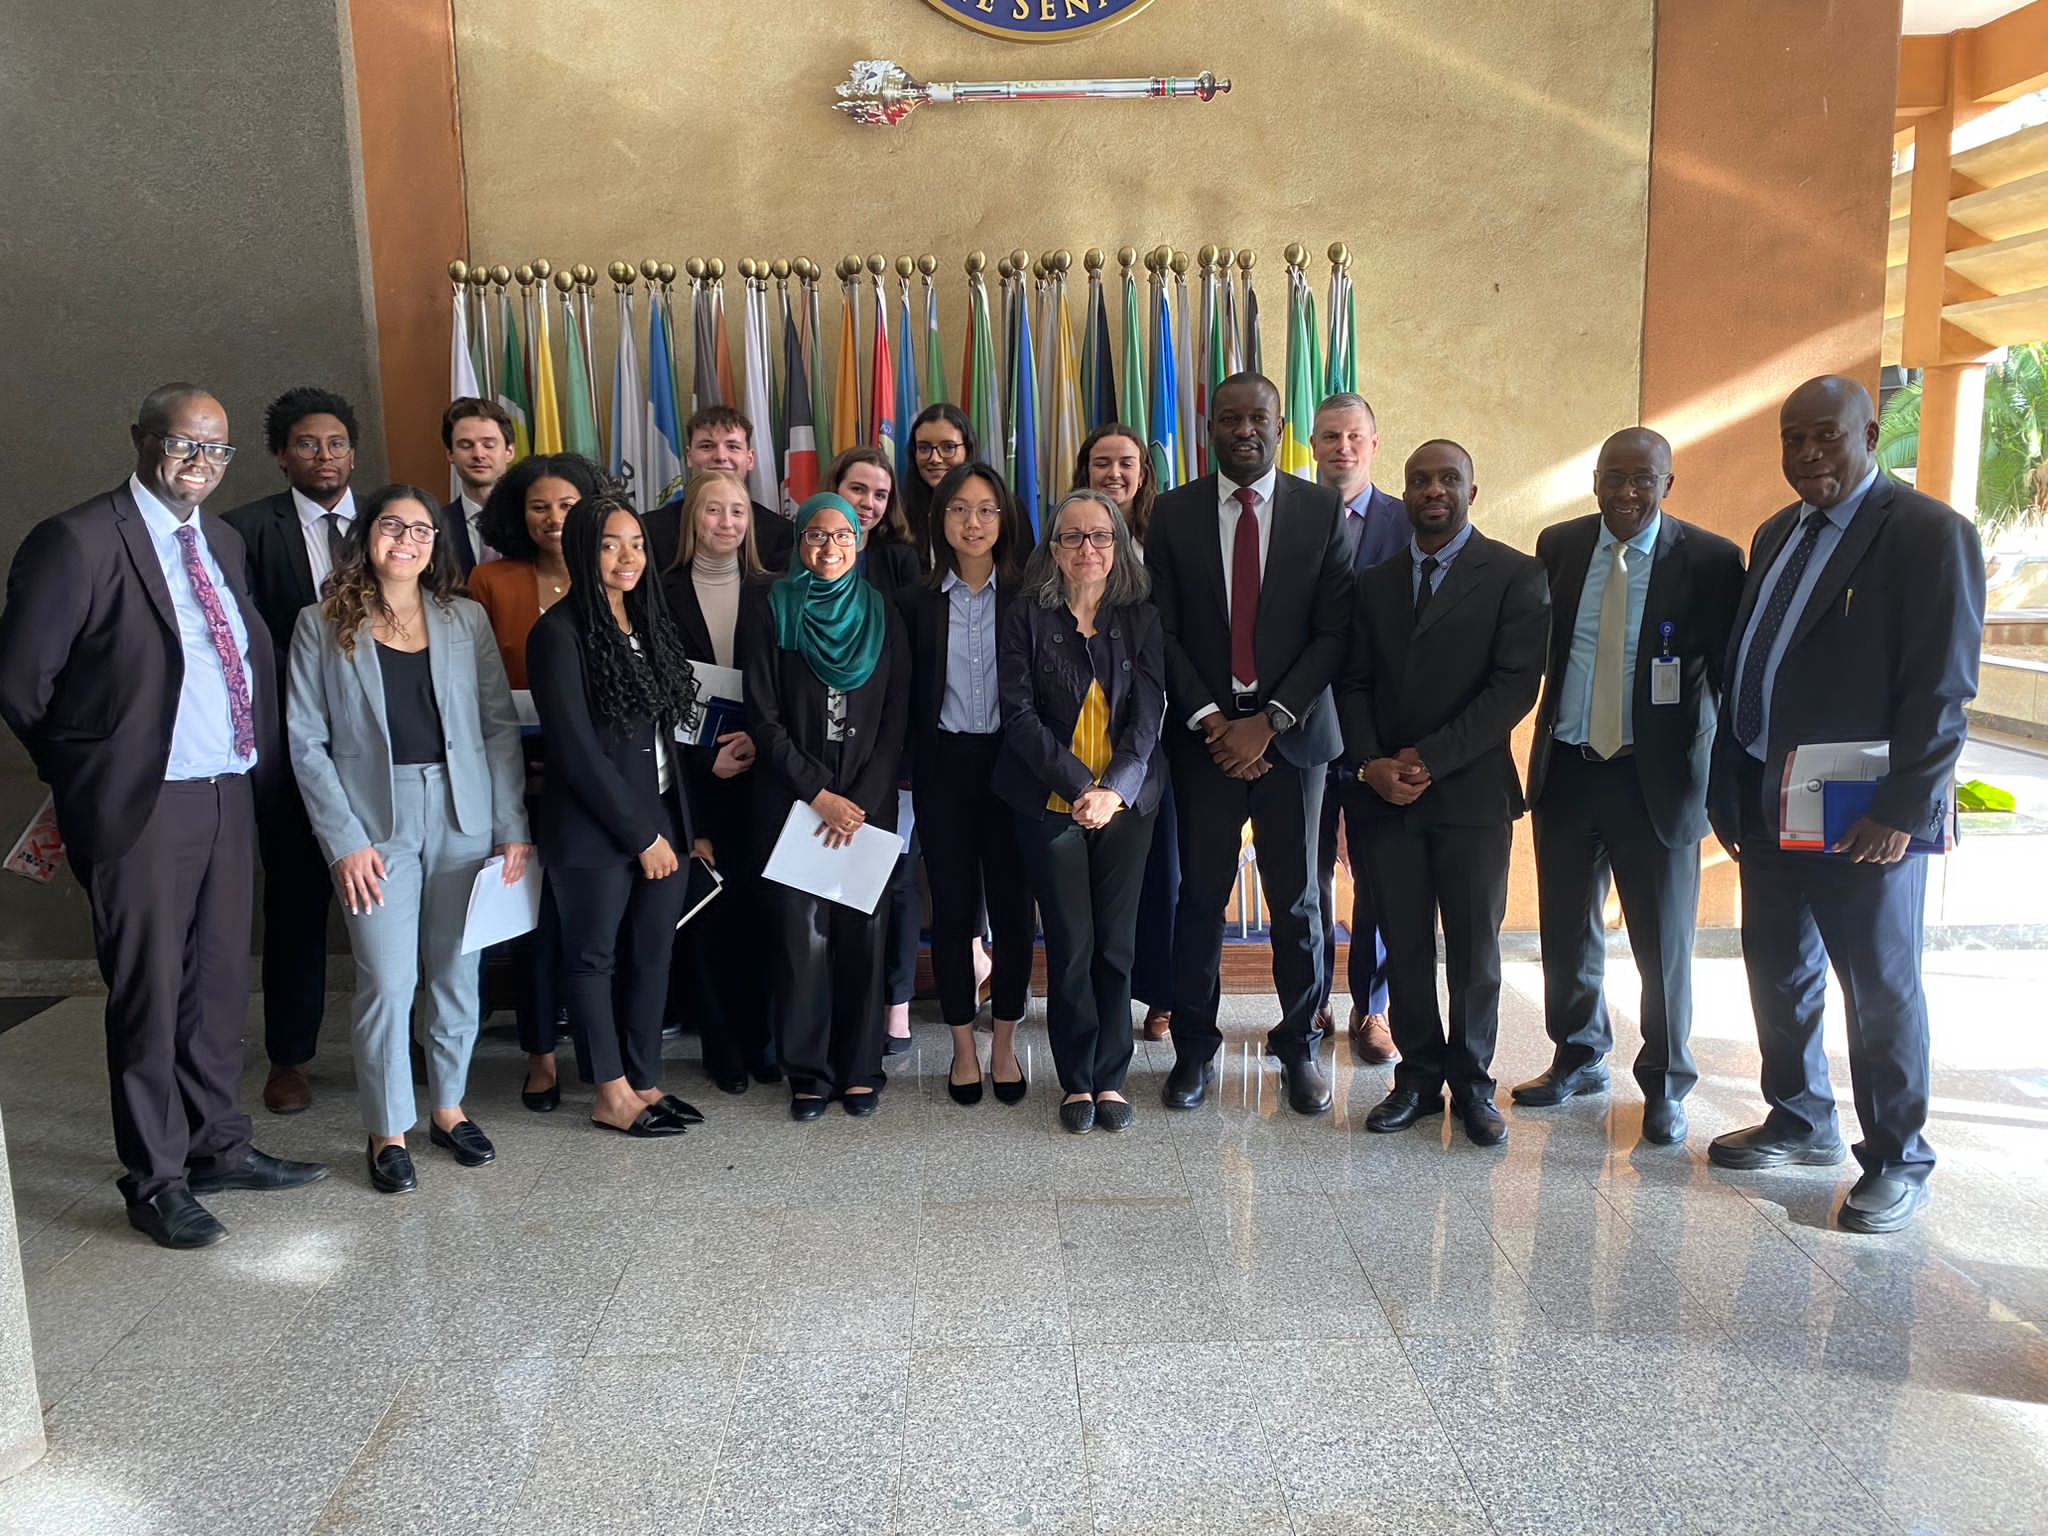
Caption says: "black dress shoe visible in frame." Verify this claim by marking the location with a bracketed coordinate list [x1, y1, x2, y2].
[1838, 1172, 1929, 1234]
[521, 1071, 561, 1113]
[948, 1073, 984, 1106]
[712, 1074, 749, 1096]
[1707, 1123, 1848, 1170]
[790, 1094, 828, 1122]
[1510, 1060, 1610, 1107]
[991, 1069, 1028, 1105]
[428, 1119, 496, 1167]
[843, 1088, 882, 1118]
[1094, 1098, 1134, 1132]
[1162, 1057, 1214, 1111]
[1365, 1088, 1445, 1133]
[1457, 1097, 1508, 1147]
[367, 1141, 418, 1194]
[1275, 1054, 1333, 1116]
[126, 1188, 227, 1249]
[187, 1148, 329, 1194]
[1059, 1098, 1096, 1135]
[654, 1094, 705, 1125]
[1642, 1097, 1688, 1146]
[883, 1033, 913, 1056]
[593, 1109, 685, 1138]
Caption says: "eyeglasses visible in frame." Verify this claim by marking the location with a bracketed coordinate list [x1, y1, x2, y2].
[152, 434, 236, 467]
[373, 516, 440, 545]
[1596, 472, 1665, 494]
[288, 435, 353, 460]
[914, 441, 966, 461]
[1052, 530, 1115, 550]
[944, 502, 1000, 522]
[801, 528, 858, 548]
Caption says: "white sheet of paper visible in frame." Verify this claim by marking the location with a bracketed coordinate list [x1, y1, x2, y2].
[1779, 739, 1888, 851]
[459, 855, 544, 953]
[509, 690, 541, 728]
[761, 801, 900, 915]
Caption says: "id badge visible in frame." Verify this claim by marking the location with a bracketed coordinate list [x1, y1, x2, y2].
[1650, 656, 1681, 705]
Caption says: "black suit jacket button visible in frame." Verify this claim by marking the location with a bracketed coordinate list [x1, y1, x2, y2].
[844, 726, 857, 737]
[1121, 660, 1131, 671]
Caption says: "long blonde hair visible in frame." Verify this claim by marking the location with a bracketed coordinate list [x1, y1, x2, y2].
[669, 470, 763, 575]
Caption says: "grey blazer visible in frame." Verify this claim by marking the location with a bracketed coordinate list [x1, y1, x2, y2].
[286, 596, 528, 863]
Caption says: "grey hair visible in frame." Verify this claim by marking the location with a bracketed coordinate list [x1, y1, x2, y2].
[1023, 489, 1152, 610]
[1314, 391, 1376, 430]
[136, 382, 213, 437]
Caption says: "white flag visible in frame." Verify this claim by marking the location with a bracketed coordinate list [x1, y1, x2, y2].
[609, 286, 649, 510]
[742, 277, 779, 511]
[451, 284, 481, 400]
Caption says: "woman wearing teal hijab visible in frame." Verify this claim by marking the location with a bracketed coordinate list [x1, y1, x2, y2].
[740, 493, 911, 1120]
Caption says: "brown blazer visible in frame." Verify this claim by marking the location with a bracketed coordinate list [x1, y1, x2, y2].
[466, 557, 548, 690]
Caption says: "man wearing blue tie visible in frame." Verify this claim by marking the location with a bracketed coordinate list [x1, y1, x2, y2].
[1706, 376, 1985, 1233]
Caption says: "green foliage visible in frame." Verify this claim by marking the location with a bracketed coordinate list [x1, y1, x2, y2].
[1878, 342, 2048, 538]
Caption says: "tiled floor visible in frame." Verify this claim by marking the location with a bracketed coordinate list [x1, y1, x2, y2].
[1, 951, 2046, 1535]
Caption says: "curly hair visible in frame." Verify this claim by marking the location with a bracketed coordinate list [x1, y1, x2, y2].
[1072, 422, 1157, 544]
[264, 386, 358, 455]
[320, 485, 463, 658]
[476, 453, 605, 562]
[559, 492, 699, 739]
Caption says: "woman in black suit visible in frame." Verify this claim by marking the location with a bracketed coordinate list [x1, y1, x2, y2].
[742, 491, 909, 1120]
[527, 492, 708, 1137]
[903, 462, 1035, 1107]
[900, 402, 975, 571]
[995, 489, 1165, 1135]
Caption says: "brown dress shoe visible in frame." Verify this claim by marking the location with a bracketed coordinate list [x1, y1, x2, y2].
[263, 1065, 311, 1115]
[1348, 1008, 1397, 1065]
[1141, 1008, 1172, 1041]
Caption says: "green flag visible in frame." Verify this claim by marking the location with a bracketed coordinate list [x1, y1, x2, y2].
[967, 272, 1001, 463]
[1119, 263, 1147, 440]
[561, 291, 601, 459]
[1281, 269, 1317, 478]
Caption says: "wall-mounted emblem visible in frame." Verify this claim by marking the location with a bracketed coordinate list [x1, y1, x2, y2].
[924, 0, 1160, 43]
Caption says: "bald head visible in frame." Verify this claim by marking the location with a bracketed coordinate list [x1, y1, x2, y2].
[1593, 427, 1673, 540]
[1779, 375, 1877, 509]
[131, 384, 231, 516]
[1402, 439, 1477, 551]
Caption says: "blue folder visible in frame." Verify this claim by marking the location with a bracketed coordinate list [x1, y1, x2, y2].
[1819, 779, 1953, 856]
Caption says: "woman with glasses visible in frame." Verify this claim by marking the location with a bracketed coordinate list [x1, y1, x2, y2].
[741, 492, 909, 1120]
[901, 403, 975, 571]
[903, 463, 1034, 1107]
[286, 485, 532, 1192]
[995, 490, 1165, 1135]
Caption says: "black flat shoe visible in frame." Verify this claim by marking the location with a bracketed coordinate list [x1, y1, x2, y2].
[521, 1078, 561, 1114]
[654, 1094, 705, 1125]
[367, 1141, 418, 1194]
[592, 1109, 684, 1138]
[883, 1033, 913, 1056]
[712, 1074, 749, 1096]
[428, 1119, 495, 1167]
[948, 1073, 984, 1106]
[790, 1094, 828, 1122]
[1094, 1098, 1134, 1132]
[991, 1069, 1028, 1105]
[1059, 1099, 1096, 1135]
[126, 1188, 227, 1249]
[843, 1088, 882, 1118]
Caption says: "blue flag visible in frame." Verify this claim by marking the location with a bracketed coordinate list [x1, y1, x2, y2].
[894, 275, 920, 493]
[1009, 280, 1042, 540]
[1147, 276, 1181, 493]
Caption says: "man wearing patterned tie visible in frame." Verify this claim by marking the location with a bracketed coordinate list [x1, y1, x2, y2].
[1705, 376, 1984, 1233]
[0, 385, 328, 1248]
[1517, 428, 1744, 1147]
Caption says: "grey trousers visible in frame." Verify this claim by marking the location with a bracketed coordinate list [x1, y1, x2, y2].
[344, 764, 492, 1136]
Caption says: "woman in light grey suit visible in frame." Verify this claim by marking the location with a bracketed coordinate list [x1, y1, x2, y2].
[288, 484, 532, 1194]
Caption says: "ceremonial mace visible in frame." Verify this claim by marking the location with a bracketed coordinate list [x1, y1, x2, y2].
[835, 59, 1228, 126]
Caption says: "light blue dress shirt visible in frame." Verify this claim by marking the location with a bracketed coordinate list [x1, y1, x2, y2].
[1554, 511, 1661, 747]
[1733, 466, 1878, 760]
[128, 474, 257, 780]
[938, 569, 1001, 734]
[1408, 520, 1476, 603]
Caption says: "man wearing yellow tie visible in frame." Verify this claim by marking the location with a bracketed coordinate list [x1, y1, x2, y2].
[1517, 428, 1744, 1146]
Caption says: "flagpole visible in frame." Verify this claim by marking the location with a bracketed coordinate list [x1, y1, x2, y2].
[1172, 249, 1196, 487]
[467, 266, 494, 397]
[518, 263, 539, 404]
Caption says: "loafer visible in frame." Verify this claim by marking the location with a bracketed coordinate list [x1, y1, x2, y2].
[1510, 1060, 1610, 1107]
[1707, 1123, 1848, 1170]
[1457, 1097, 1508, 1147]
[1140, 1008, 1171, 1041]
[843, 1088, 882, 1118]
[1642, 1097, 1688, 1146]
[367, 1141, 418, 1195]
[1275, 1053, 1332, 1116]
[790, 1094, 828, 1122]
[1348, 1007, 1397, 1065]
[1838, 1172, 1929, 1234]
[1366, 1088, 1445, 1133]
[262, 1065, 311, 1115]
[126, 1188, 227, 1249]
[1094, 1098, 1134, 1132]
[1059, 1098, 1096, 1135]
[1162, 1056, 1214, 1111]
[593, 1109, 684, 1138]
[187, 1148, 329, 1194]
[428, 1119, 496, 1167]
[991, 1069, 1028, 1106]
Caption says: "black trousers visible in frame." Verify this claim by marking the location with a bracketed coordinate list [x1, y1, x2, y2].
[916, 733, 1034, 1025]
[71, 776, 256, 1204]
[1735, 755, 1934, 1183]
[256, 788, 332, 1068]
[881, 823, 921, 1008]
[671, 774, 773, 1082]
[1532, 749, 1700, 1101]
[1167, 741, 1325, 1062]
[1018, 805, 1154, 1095]
[1362, 814, 1512, 1105]
[1130, 774, 1179, 1011]
[551, 804, 689, 1091]
[769, 883, 887, 1096]
[1317, 772, 1391, 1019]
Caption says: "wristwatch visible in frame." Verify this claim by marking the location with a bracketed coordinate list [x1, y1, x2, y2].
[1262, 701, 1295, 735]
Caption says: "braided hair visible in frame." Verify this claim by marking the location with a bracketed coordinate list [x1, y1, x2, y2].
[558, 492, 699, 739]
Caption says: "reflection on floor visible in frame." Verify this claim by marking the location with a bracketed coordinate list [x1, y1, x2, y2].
[1, 953, 2045, 1535]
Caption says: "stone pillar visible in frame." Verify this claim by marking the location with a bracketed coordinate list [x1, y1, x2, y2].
[0, 1100, 47, 1480]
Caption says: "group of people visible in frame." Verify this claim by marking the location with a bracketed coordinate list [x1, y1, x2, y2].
[0, 362, 1983, 1249]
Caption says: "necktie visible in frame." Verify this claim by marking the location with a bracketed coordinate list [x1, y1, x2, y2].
[173, 526, 256, 761]
[1413, 555, 1440, 627]
[1587, 542, 1629, 759]
[324, 512, 349, 570]
[1229, 486, 1260, 686]
[1733, 512, 1828, 748]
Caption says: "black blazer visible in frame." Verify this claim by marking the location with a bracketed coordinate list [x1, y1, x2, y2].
[0, 483, 281, 863]
[1145, 471, 1353, 768]
[993, 599, 1167, 821]
[861, 538, 923, 607]
[439, 498, 479, 580]
[659, 560, 773, 809]
[737, 582, 909, 844]
[525, 602, 693, 867]
[646, 494, 795, 576]
[1706, 475, 1985, 845]
[899, 570, 1021, 776]
[221, 491, 322, 705]
[1527, 512, 1746, 848]
[1338, 526, 1551, 827]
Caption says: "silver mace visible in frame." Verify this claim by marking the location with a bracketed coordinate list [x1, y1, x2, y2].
[834, 59, 1229, 127]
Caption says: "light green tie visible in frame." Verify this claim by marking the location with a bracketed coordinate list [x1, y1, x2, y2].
[1588, 541, 1628, 760]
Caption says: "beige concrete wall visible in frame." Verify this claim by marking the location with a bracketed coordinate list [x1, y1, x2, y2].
[450, 0, 1655, 549]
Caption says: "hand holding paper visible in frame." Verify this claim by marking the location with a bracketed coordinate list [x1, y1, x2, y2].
[763, 801, 899, 914]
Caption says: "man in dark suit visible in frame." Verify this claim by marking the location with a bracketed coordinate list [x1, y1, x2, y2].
[1309, 391, 1409, 1066]
[223, 386, 361, 1113]
[439, 396, 516, 577]
[642, 405, 795, 574]
[1516, 427, 1745, 1146]
[1338, 439, 1549, 1146]
[1706, 375, 1984, 1234]
[1149, 372, 1354, 1116]
[0, 385, 327, 1248]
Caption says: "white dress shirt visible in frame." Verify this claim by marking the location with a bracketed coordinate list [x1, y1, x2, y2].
[1190, 467, 1280, 728]
[293, 485, 358, 591]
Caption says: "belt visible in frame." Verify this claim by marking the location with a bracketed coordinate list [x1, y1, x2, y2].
[166, 771, 249, 785]
[1569, 743, 1633, 763]
[1230, 690, 1260, 715]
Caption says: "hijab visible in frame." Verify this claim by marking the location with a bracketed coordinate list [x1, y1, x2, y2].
[767, 492, 887, 691]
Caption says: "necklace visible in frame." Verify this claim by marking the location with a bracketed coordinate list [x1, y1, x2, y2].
[383, 603, 425, 641]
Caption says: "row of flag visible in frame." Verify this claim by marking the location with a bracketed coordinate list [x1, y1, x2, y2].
[448, 248, 1363, 527]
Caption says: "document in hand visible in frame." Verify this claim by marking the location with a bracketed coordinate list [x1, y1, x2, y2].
[762, 801, 900, 914]
[1779, 740, 1955, 854]
[508, 690, 541, 729]
[459, 854, 544, 953]
[681, 662, 746, 747]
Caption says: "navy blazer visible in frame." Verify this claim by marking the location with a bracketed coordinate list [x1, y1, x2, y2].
[1343, 485, 1410, 575]
[993, 598, 1167, 821]
[1706, 475, 1984, 845]
[438, 498, 479, 580]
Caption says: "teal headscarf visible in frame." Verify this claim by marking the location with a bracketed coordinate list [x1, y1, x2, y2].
[767, 492, 887, 691]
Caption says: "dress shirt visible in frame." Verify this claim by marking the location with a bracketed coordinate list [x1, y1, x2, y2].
[293, 484, 358, 592]
[1409, 520, 1476, 602]
[1554, 512, 1661, 747]
[127, 474, 257, 780]
[460, 493, 489, 565]
[938, 569, 1001, 735]
[1339, 483, 1377, 564]
[1188, 467, 1280, 728]
[1733, 467, 1877, 761]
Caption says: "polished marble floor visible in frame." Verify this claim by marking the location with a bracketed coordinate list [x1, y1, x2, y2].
[1, 951, 2045, 1535]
